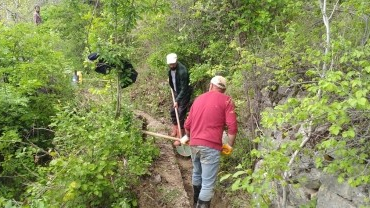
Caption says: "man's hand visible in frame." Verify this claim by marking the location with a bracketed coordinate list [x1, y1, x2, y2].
[221, 143, 233, 155]
[173, 102, 178, 109]
[180, 135, 189, 145]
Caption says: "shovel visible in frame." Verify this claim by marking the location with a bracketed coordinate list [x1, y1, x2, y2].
[142, 130, 191, 156]
[171, 88, 191, 157]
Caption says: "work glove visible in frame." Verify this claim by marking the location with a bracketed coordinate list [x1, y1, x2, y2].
[180, 135, 190, 145]
[221, 143, 233, 156]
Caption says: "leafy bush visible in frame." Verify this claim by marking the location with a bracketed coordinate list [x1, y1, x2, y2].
[224, 0, 370, 207]
[23, 105, 159, 207]
[0, 22, 74, 201]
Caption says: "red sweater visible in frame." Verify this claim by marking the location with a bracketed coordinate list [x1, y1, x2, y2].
[184, 91, 238, 150]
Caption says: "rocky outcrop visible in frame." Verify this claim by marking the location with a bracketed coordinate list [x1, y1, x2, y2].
[263, 132, 370, 208]
[259, 84, 370, 208]
[316, 174, 370, 208]
[275, 167, 370, 207]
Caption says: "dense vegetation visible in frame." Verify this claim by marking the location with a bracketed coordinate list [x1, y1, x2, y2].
[0, 0, 161, 207]
[1, 0, 370, 207]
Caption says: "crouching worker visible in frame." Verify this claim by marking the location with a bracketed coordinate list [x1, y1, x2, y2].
[88, 52, 138, 88]
[182, 76, 238, 208]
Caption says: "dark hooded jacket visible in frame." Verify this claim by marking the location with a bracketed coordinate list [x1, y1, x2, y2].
[168, 62, 191, 103]
[88, 52, 138, 88]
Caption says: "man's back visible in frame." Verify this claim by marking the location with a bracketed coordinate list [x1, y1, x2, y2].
[185, 91, 237, 150]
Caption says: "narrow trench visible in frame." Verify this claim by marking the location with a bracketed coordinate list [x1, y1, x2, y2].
[135, 110, 193, 208]
[175, 154, 194, 207]
[176, 152, 232, 208]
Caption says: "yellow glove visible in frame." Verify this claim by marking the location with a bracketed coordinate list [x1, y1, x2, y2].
[221, 144, 233, 155]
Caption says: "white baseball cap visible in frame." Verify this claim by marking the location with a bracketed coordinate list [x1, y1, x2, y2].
[211, 76, 227, 89]
[166, 53, 177, 64]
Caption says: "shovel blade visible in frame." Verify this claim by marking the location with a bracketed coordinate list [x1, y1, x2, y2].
[176, 145, 191, 157]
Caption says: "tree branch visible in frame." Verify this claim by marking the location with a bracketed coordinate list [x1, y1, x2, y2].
[282, 120, 313, 207]
[328, 0, 340, 20]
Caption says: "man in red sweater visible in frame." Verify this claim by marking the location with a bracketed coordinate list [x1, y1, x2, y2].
[183, 76, 238, 208]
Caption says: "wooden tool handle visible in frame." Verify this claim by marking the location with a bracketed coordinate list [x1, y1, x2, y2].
[142, 130, 180, 141]
[170, 88, 182, 138]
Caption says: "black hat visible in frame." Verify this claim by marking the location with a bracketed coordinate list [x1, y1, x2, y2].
[88, 52, 99, 61]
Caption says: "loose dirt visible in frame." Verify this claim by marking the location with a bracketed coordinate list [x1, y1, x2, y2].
[133, 110, 193, 208]
[133, 110, 235, 208]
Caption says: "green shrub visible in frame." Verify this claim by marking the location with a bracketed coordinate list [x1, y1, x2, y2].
[24, 105, 159, 207]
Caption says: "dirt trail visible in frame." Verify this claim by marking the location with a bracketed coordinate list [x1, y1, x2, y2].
[134, 110, 193, 208]
[133, 110, 233, 208]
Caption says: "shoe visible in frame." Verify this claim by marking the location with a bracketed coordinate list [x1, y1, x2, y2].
[193, 185, 201, 208]
[173, 140, 181, 146]
[170, 125, 178, 137]
[196, 199, 210, 208]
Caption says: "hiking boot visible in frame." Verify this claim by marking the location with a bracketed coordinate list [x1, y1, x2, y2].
[196, 199, 210, 208]
[193, 185, 201, 208]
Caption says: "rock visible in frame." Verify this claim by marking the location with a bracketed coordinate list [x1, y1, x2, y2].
[317, 185, 357, 208]
[317, 174, 370, 208]
[152, 174, 162, 185]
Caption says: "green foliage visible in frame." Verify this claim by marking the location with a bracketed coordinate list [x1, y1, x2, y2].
[0, 22, 72, 133]
[0, 130, 38, 200]
[299, 197, 317, 208]
[225, 0, 370, 206]
[135, 0, 305, 97]
[0, 87, 29, 130]
[24, 105, 159, 207]
[3, 0, 370, 207]
[41, 1, 91, 67]
[0, 0, 39, 24]
[0, 22, 74, 201]
[1, 0, 164, 206]
[87, 0, 169, 60]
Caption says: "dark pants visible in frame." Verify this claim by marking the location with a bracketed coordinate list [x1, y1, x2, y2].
[170, 93, 190, 129]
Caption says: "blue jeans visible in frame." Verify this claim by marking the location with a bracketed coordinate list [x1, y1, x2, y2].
[191, 146, 221, 201]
